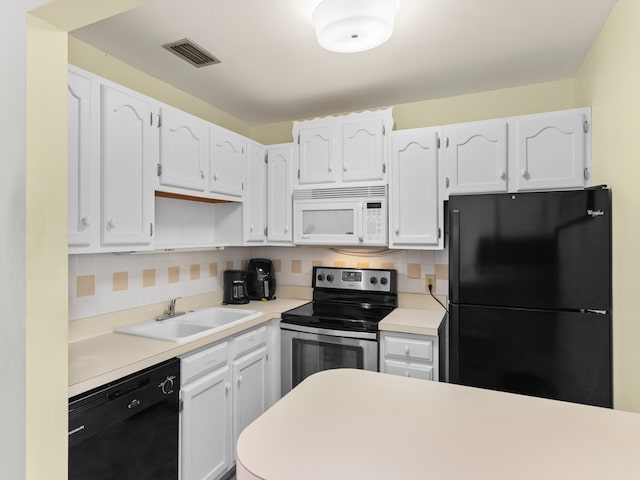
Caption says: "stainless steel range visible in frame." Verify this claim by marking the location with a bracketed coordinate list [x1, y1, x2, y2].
[280, 266, 397, 394]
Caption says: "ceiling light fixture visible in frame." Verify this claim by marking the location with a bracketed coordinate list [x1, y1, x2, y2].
[312, 0, 398, 53]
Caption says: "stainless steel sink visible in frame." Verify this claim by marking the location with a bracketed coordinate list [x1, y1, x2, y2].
[115, 307, 261, 343]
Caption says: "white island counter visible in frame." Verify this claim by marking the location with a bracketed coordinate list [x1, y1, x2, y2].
[237, 369, 640, 480]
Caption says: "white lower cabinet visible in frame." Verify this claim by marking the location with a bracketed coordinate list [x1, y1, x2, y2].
[179, 324, 272, 480]
[379, 332, 440, 382]
[231, 345, 268, 461]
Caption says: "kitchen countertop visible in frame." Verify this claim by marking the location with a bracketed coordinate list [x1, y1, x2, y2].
[68, 298, 307, 397]
[236, 368, 640, 480]
[379, 306, 446, 336]
[68, 294, 447, 398]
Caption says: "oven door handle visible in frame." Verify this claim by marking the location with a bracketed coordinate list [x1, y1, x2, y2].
[280, 322, 377, 341]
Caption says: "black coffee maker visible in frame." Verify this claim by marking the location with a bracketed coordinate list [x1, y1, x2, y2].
[246, 258, 276, 300]
[222, 270, 250, 304]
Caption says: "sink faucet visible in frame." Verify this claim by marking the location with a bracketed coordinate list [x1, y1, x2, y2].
[168, 297, 181, 316]
[156, 297, 185, 321]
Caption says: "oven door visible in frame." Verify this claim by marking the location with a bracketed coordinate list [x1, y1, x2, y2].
[281, 323, 378, 395]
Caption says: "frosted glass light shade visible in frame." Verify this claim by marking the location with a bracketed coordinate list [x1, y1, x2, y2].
[312, 0, 397, 53]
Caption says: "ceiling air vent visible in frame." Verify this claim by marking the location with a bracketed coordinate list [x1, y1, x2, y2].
[162, 38, 221, 68]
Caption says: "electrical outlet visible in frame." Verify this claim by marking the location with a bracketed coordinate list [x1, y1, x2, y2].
[424, 275, 436, 293]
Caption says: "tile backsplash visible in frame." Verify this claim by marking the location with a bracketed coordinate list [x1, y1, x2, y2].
[68, 246, 448, 320]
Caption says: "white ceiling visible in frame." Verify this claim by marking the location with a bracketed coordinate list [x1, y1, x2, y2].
[71, 0, 616, 126]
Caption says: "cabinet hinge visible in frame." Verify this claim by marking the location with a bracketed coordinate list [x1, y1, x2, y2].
[436, 137, 441, 148]
[179, 399, 183, 413]
[584, 168, 589, 181]
[583, 120, 589, 133]
[157, 163, 162, 177]
[150, 223, 153, 237]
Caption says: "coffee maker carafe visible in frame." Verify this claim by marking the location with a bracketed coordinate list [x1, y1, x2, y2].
[246, 258, 276, 300]
[222, 270, 250, 304]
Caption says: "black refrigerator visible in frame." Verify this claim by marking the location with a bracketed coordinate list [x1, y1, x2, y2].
[448, 187, 612, 408]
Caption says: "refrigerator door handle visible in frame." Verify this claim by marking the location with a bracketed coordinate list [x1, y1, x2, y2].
[450, 209, 460, 303]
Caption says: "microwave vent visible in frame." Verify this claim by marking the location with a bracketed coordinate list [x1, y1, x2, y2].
[293, 185, 387, 200]
[162, 38, 221, 68]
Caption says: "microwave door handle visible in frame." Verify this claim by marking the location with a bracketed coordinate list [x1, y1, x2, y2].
[359, 202, 365, 242]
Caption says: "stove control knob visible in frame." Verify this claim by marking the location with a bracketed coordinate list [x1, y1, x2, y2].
[370, 277, 378, 285]
[317, 274, 324, 282]
[380, 277, 388, 285]
[326, 274, 334, 282]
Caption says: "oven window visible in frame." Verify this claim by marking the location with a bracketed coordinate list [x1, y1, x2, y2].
[292, 338, 363, 389]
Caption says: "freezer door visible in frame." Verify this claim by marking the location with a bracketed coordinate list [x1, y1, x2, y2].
[448, 188, 611, 311]
[449, 304, 612, 408]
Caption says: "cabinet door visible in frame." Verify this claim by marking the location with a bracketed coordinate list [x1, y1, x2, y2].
[67, 69, 93, 247]
[181, 366, 232, 480]
[390, 129, 441, 248]
[209, 126, 245, 198]
[101, 85, 154, 247]
[297, 125, 338, 185]
[341, 119, 386, 183]
[159, 107, 208, 192]
[443, 120, 508, 196]
[267, 144, 293, 243]
[232, 346, 268, 460]
[512, 110, 588, 192]
[244, 142, 267, 243]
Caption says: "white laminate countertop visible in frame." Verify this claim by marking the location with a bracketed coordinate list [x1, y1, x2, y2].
[379, 306, 446, 336]
[68, 298, 308, 398]
[237, 369, 640, 480]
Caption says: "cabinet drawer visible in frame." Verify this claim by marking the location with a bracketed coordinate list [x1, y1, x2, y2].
[180, 341, 228, 384]
[384, 336, 433, 362]
[383, 360, 434, 381]
[233, 326, 267, 358]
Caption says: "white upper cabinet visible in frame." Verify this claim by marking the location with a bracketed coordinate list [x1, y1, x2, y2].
[101, 84, 156, 247]
[293, 108, 393, 188]
[510, 108, 590, 192]
[244, 142, 268, 244]
[390, 128, 443, 249]
[297, 125, 338, 185]
[210, 126, 246, 199]
[267, 143, 294, 244]
[158, 106, 208, 193]
[443, 120, 508, 197]
[67, 68, 93, 248]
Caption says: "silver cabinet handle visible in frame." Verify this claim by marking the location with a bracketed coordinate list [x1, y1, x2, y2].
[521, 169, 530, 180]
[107, 218, 116, 230]
[237, 375, 243, 385]
[200, 169, 206, 179]
[213, 172, 219, 181]
[81, 216, 91, 227]
[343, 164, 348, 172]
[499, 170, 507, 181]
[395, 225, 400, 234]
[328, 164, 333, 173]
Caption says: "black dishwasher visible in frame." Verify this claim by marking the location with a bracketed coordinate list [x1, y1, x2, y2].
[68, 358, 180, 480]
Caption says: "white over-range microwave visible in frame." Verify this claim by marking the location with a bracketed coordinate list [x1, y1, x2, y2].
[292, 186, 388, 246]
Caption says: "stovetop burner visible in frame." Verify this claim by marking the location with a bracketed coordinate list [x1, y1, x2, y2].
[281, 267, 397, 333]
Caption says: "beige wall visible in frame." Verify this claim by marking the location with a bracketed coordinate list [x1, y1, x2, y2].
[251, 79, 577, 145]
[575, 0, 640, 412]
[26, 12, 68, 480]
